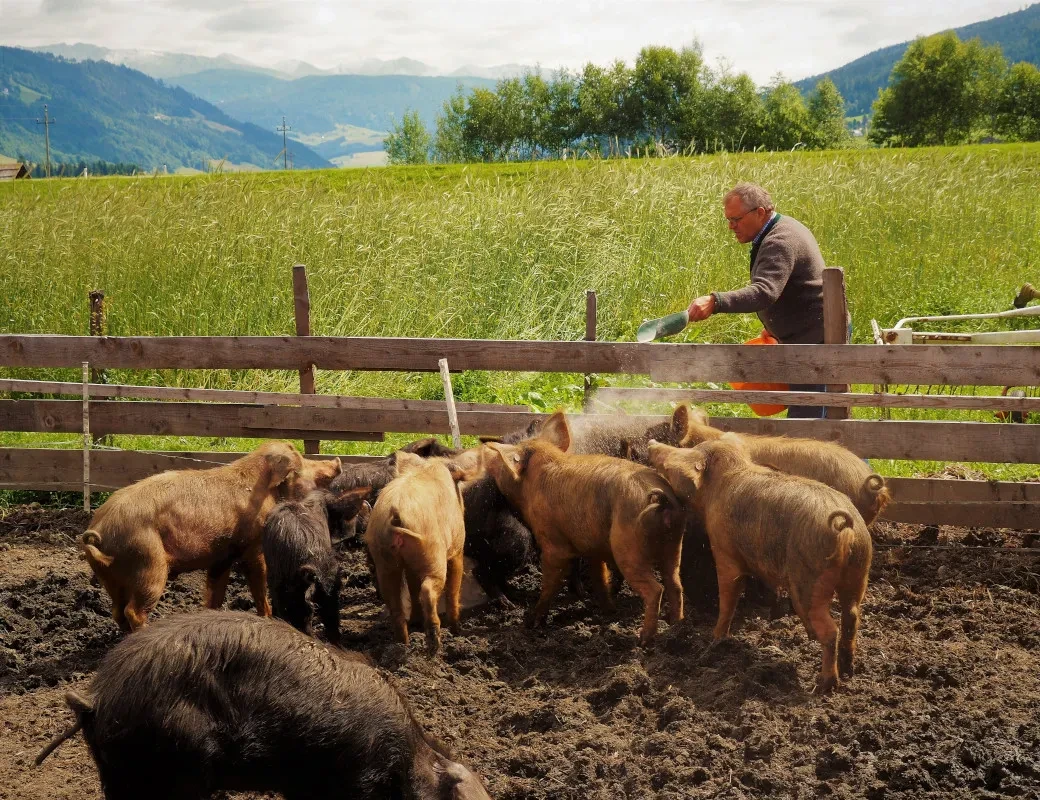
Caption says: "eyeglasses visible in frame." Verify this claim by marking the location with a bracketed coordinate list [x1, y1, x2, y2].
[725, 207, 762, 225]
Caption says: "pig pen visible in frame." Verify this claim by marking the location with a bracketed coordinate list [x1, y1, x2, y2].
[2, 504, 1039, 800]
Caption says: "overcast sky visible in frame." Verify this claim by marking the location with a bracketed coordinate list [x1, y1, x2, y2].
[1, 0, 1031, 83]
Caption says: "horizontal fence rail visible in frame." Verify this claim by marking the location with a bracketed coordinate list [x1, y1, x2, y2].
[594, 387, 1040, 412]
[2, 399, 1040, 463]
[4, 336, 1040, 386]
[4, 449, 1036, 529]
[0, 378, 527, 413]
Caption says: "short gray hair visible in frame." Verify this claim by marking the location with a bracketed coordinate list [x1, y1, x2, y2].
[724, 183, 774, 213]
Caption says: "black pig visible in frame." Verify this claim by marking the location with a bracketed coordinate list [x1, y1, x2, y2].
[263, 487, 369, 644]
[36, 612, 493, 800]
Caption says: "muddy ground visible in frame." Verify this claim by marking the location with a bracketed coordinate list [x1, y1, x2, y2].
[2, 504, 1039, 800]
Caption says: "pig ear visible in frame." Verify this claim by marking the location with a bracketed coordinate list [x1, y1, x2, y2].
[394, 451, 425, 477]
[538, 410, 571, 452]
[671, 404, 690, 437]
[332, 456, 342, 475]
[329, 486, 372, 518]
[688, 451, 709, 489]
[486, 443, 522, 482]
[266, 452, 296, 488]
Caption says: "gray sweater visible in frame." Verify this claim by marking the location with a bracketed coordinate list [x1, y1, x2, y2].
[712, 214, 827, 344]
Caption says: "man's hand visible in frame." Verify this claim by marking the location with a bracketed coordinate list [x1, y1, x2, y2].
[687, 294, 716, 322]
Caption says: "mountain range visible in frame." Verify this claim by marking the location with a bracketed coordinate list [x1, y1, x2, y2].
[0, 47, 330, 172]
[794, 3, 1040, 116]
[30, 44, 540, 82]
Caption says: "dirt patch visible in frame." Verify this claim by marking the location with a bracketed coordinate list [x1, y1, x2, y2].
[4, 509, 1040, 799]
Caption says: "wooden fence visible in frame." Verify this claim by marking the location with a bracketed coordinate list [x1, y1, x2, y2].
[2, 332, 1040, 529]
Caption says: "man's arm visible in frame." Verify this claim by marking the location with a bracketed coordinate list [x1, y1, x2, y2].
[710, 242, 795, 314]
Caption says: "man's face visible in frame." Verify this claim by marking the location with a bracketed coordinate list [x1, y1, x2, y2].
[723, 196, 769, 244]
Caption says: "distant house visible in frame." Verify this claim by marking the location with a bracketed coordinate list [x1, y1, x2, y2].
[0, 162, 31, 180]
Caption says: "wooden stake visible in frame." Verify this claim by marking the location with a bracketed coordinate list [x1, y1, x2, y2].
[82, 362, 91, 513]
[583, 290, 597, 411]
[292, 264, 320, 455]
[439, 358, 462, 450]
[823, 268, 850, 420]
[88, 290, 108, 446]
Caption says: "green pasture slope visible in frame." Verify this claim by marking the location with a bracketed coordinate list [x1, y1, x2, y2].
[1, 145, 1039, 478]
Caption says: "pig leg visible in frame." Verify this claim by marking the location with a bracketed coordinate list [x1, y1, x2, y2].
[615, 555, 664, 645]
[791, 578, 841, 694]
[711, 554, 748, 641]
[241, 548, 272, 617]
[837, 573, 868, 679]
[405, 571, 425, 628]
[586, 558, 616, 614]
[376, 562, 409, 644]
[525, 549, 572, 629]
[657, 541, 684, 624]
[203, 559, 233, 610]
[444, 553, 464, 635]
[420, 576, 445, 655]
[316, 586, 341, 645]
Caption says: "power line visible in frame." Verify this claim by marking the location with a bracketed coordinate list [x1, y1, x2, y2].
[34, 104, 56, 178]
[276, 115, 291, 170]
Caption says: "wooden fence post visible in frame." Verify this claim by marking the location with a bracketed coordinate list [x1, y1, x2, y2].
[583, 290, 597, 411]
[823, 267, 850, 420]
[292, 265, 320, 455]
[88, 290, 109, 446]
[82, 362, 91, 512]
[438, 358, 462, 450]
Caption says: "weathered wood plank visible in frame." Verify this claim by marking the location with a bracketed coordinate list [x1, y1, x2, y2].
[0, 379, 527, 413]
[705, 417, 1040, 463]
[0, 400, 547, 438]
[647, 343, 1040, 385]
[881, 501, 1040, 530]
[823, 268, 850, 419]
[886, 477, 1040, 503]
[3, 402, 1040, 462]
[3, 336, 1040, 385]
[593, 386, 1040, 412]
[0, 449, 384, 492]
[0, 336, 654, 374]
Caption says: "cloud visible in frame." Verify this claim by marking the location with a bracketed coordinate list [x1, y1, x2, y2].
[205, 4, 302, 35]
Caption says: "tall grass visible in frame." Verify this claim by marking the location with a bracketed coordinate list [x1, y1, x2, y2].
[1, 145, 1038, 472]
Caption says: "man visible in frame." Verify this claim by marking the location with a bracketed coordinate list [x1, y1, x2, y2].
[686, 182, 830, 419]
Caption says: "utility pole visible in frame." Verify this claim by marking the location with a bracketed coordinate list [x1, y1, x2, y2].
[277, 116, 291, 170]
[288, 151, 294, 171]
[35, 104, 55, 178]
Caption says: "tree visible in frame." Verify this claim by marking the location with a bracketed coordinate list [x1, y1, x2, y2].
[869, 32, 1007, 146]
[433, 86, 475, 163]
[762, 75, 811, 151]
[806, 78, 850, 150]
[701, 70, 764, 151]
[383, 109, 432, 165]
[994, 62, 1040, 141]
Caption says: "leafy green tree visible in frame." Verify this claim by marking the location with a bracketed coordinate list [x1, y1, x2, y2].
[632, 46, 684, 142]
[806, 78, 850, 149]
[869, 32, 1007, 146]
[700, 70, 764, 151]
[541, 69, 579, 157]
[994, 61, 1040, 141]
[670, 46, 708, 150]
[464, 87, 504, 161]
[433, 86, 475, 163]
[383, 109, 432, 164]
[762, 75, 811, 150]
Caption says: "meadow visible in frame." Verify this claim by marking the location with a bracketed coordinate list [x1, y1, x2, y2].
[1, 144, 1039, 476]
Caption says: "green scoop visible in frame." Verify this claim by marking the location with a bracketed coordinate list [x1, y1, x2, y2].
[636, 309, 690, 343]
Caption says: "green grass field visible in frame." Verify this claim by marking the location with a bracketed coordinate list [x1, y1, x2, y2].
[2, 145, 1039, 477]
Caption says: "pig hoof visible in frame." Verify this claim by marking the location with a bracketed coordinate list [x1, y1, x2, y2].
[813, 677, 839, 695]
